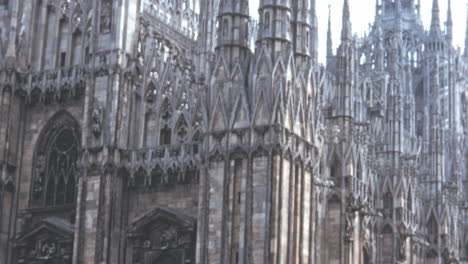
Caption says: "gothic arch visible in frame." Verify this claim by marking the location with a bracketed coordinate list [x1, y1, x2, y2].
[174, 114, 189, 144]
[159, 98, 173, 145]
[31, 111, 81, 208]
[407, 187, 413, 211]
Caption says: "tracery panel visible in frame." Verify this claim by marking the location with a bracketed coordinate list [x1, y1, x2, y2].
[31, 113, 80, 208]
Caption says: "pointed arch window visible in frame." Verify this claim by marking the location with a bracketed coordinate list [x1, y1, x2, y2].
[427, 214, 438, 244]
[264, 12, 270, 31]
[223, 19, 229, 38]
[383, 191, 393, 210]
[192, 130, 202, 154]
[356, 160, 362, 179]
[32, 114, 80, 208]
[175, 116, 188, 144]
[382, 191, 393, 218]
[407, 189, 412, 211]
[160, 125, 172, 145]
[330, 158, 341, 186]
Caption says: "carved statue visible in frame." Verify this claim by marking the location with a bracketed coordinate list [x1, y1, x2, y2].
[91, 104, 103, 137]
[160, 226, 177, 249]
[397, 233, 407, 261]
[345, 211, 354, 239]
[17, 8, 27, 70]
[39, 242, 56, 259]
[331, 125, 341, 144]
[100, 1, 112, 32]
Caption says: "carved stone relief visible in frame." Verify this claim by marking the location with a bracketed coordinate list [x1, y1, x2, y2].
[128, 208, 196, 264]
[100, 0, 112, 32]
[90, 103, 103, 138]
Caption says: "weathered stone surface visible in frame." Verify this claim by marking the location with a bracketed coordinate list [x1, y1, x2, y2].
[0, 0, 466, 264]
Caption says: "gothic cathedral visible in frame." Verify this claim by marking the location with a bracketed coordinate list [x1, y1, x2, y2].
[0, 0, 467, 263]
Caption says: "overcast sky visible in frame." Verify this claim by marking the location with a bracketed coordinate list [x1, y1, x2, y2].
[249, 0, 467, 63]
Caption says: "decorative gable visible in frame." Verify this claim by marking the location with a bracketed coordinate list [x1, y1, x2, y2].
[127, 207, 196, 264]
[15, 218, 74, 263]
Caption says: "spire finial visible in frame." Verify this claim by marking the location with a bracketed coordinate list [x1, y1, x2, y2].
[430, 0, 441, 37]
[447, 0, 453, 43]
[375, 0, 380, 17]
[310, 0, 318, 63]
[327, 5, 333, 57]
[464, 3, 468, 57]
[341, 0, 352, 41]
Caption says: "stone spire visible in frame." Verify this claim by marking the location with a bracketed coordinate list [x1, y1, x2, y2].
[375, 0, 380, 18]
[310, 0, 319, 64]
[196, 0, 220, 78]
[327, 5, 333, 59]
[341, 0, 352, 41]
[216, 0, 250, 66]
[429, 0, 441, 37]
[464, 4, 468, 57]
[446, 0, 453, 43]
[326, 5, 335, 72]
[374, 20, 385, 71]
[334, 0, 355, 118]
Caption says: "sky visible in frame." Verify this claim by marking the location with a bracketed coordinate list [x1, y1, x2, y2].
[249, 0, 467, 64]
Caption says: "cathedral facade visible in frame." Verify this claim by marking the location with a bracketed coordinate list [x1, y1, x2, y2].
[0, 0, 467, 263]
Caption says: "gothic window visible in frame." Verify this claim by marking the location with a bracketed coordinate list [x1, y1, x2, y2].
[223, 19, 228, 38]
[245, 21, 249, 42]
[407, 189, 412, 211]
[264, 12, 270, 31]
[356, 161, 362, 179]
[427, 214, 438, 244]
[192, 130, 201, 154]
[32, 113, 80, 208]
[175, 116, 188, 144]
[330, 159, 341, 186]
[160, 125, 172, 145]
[233, 27, 239, 40]
[383, 191, 393, 210]
[330, 162, 340, 178]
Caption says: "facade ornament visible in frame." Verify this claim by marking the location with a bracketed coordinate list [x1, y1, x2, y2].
[344, 211, 354, 240]
[331, 125, 341, 144]
[90, 103, 103, 138]
[100, 0, 112, 32]
[72, 8, 83, 28]
[39, 242, 57, 259]
[397, 232, 407, 261]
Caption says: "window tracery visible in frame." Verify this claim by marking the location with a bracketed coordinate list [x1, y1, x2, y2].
[32, 115, 80, 208]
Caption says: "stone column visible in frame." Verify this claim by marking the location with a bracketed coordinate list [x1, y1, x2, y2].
[206, 157, 227, 263]
[250, 153, 269, 264]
